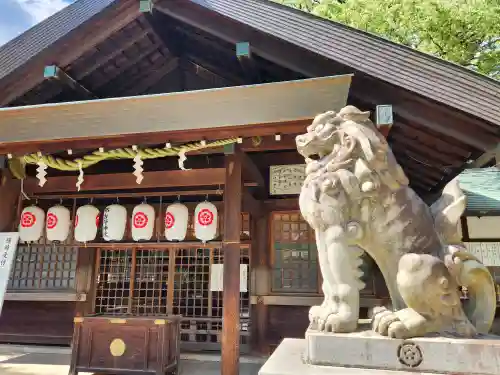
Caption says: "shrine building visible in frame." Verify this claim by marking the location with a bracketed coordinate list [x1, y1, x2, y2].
[0, 1, 498, 375]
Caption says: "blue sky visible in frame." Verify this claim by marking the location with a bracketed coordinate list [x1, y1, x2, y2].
[0, 0, 74, 46]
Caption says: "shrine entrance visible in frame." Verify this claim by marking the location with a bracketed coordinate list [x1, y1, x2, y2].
[94, 244, 251, 352]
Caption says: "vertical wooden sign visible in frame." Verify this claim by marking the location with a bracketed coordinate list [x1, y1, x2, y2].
[0, 232, 19, 316]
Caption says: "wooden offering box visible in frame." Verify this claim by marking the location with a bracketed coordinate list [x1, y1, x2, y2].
[69, 315, 181, 375]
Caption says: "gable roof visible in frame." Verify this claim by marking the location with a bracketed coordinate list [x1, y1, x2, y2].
[185, 0, 500, 126]
[0, 0, 116, 81]
[0, 0, 498, 124]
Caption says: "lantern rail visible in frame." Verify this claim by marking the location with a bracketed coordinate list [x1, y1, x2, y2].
[39, 241, 252, 249]
[28, 189, 224, 200]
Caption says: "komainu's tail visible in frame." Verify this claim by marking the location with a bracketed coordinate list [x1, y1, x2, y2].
[430, 177, 466, 244]
[430, 178, 496, 334]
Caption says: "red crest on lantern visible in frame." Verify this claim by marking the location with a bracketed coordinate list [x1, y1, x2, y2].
[46, 205, 71, 242]
[47, 213, 58, 229]
[19, 206, 45, 243]
[194, 201, 218, 242]
[21, 212, 36, 228]
[132, 204, 155, 241]
[165, 212, 175, 229]
[164, 203, 188, 241]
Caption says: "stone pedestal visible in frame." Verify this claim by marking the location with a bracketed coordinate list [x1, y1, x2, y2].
[259, 331, 500, 375]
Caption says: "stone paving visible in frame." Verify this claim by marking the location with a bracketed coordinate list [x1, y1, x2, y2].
[0, 345, 264, 375]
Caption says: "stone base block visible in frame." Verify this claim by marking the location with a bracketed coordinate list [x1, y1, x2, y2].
[259, 338, 441, 375]
[305, 329, 500, 374]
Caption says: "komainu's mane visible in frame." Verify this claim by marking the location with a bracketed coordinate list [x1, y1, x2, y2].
[312, 106, 409, 195]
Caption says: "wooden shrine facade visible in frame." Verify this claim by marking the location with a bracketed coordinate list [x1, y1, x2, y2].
[0, 1, 499, 375]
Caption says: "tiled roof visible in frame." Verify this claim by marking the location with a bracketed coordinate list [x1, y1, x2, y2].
[459, 168, 500, 214]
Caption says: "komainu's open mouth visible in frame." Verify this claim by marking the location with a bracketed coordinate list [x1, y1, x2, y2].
[308, 154, 321, 161]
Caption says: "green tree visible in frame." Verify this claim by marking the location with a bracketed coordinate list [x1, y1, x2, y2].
[275, 0, 500, 80]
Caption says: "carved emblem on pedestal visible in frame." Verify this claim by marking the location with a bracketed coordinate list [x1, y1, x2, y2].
[397, 342, 423, 367]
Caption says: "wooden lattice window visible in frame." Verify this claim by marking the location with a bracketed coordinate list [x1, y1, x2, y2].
[8, 245, 78, 290]
[271, 211, 319, 293]
[94, 246, 251, 350]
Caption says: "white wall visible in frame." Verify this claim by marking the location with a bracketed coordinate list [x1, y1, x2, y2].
[466, 216, 500, 239]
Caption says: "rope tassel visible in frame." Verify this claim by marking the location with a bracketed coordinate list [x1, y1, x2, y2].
[36, 159, 47, 187]
[76, 161, 84, 191]
[133, 152, 144, 184]
[178, 150, 191, 171]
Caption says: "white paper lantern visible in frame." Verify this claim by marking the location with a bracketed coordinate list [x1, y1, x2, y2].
[194, 201, 218, 242]
[74, 205, 100, 243]
[164, 203, 188, 241]
[102, 204, 127, 242]
[132, 203, 155, 241]
[46, 205, 71, 242]
[19, 206, 45, 243]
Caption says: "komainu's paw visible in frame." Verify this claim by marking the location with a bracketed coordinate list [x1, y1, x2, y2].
[319, 311, 358, 333]
[372, 307, 412, 339]
[309, 304, 336, 330]
[310, 301, 358, 333]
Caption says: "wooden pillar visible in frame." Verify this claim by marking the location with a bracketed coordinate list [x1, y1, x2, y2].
[252, 213, 270, 354]
[74, 249, 97, 317]
[222, 145, 242, 375]
[0, 178, 21, 232]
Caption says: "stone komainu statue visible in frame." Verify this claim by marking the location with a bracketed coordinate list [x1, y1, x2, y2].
[296, 105, 496, 339]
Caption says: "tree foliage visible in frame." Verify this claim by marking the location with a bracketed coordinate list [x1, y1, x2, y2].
[275, 0, 500, 80]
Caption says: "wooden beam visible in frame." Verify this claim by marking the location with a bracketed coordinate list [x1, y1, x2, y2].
[31, 28, 154, 105]
[123, 57, 179, 96]
[4, 292, 85, 302]
[0, 0, 140, 106]
[100, 49, 169, 95]
[182, 59, 235, 87]
[264, 198, 300, 211]
[467, 144, 500, 168]
[24, 169, 226, 194]
[170, 23, 236, 58]
[404, 170, 439, 188]
[393, 123, 472, 158]
[31, 189, 224, 200]
[240, 152, 265, 188]
[184, 54, 244, 85]
[393, 153, 446, 180]
[400, 163, 443, 183]
[93, 43, 163, 93]
[409, 179, 432, 192]
[0, 119, 310, 156]
[72, 28, 152, 80]
[242, 191, 264, 218]
[236, 42, 261, 84]
[222, 145, 243, 375]
[391, 145, 455, 171]
[43, 65, 96, 100]
[352, 78, 497, 151]
[154, 1, 340, 78]
[389, 132, 460, 166]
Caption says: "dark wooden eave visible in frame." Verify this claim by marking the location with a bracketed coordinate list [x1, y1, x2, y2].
[0, 0, 498, 199]
[171, 0, 499, 126]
